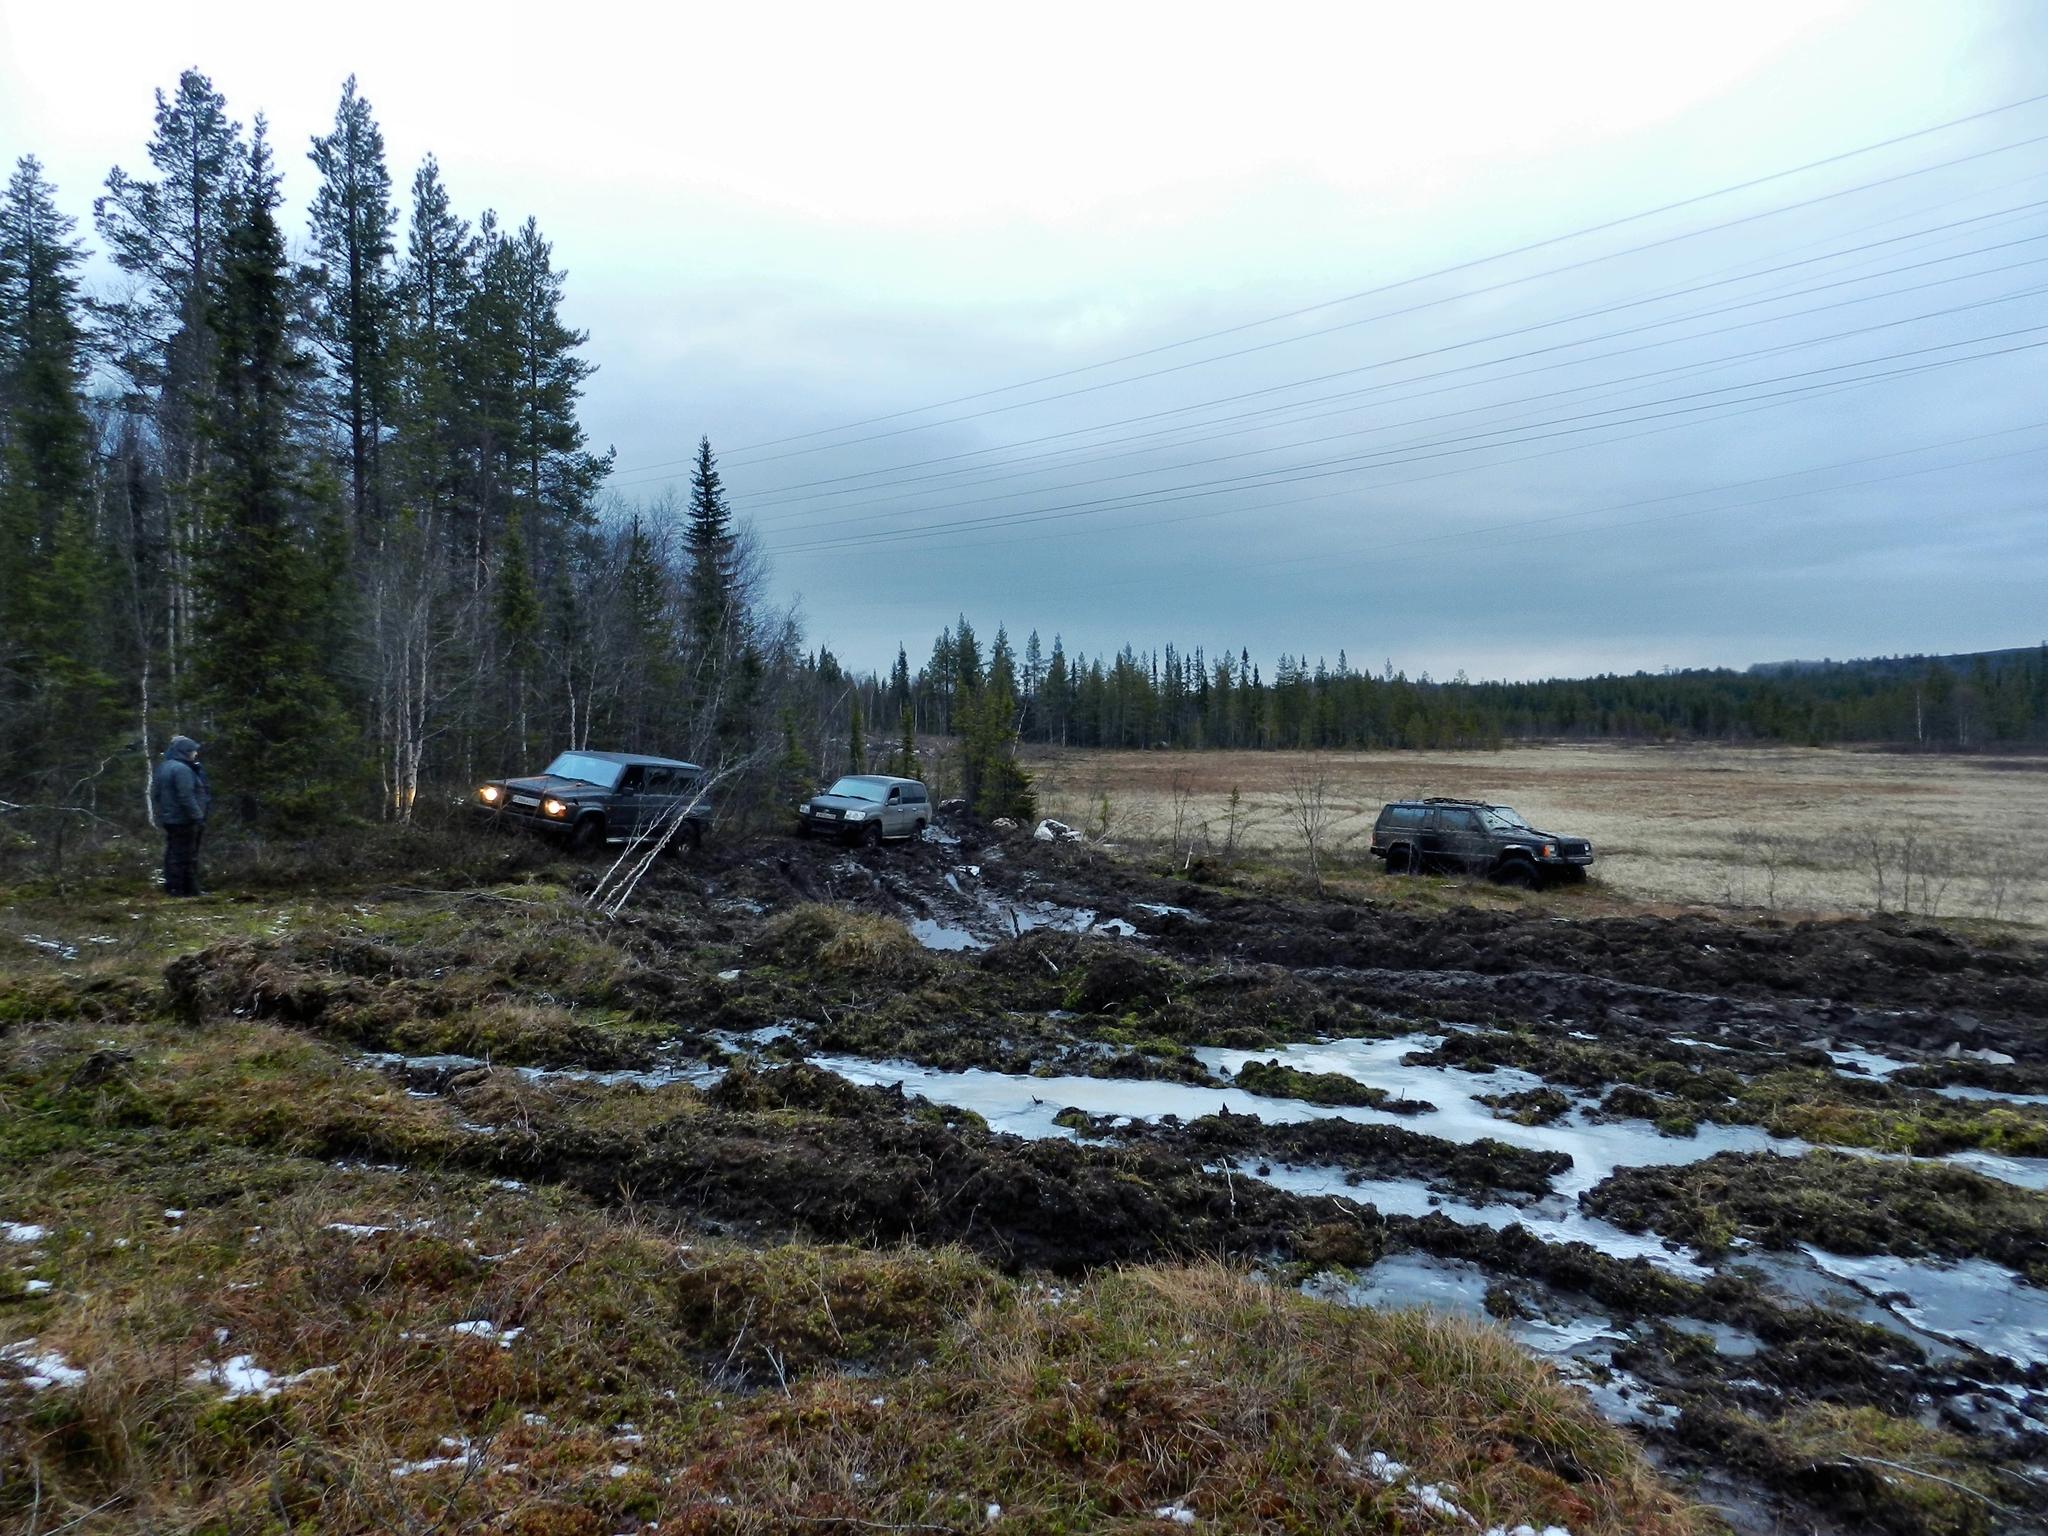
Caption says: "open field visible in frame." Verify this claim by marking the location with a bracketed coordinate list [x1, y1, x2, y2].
[1025, 743, 2048, 923]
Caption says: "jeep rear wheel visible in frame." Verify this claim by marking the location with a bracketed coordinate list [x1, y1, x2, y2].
[1494, 859, 1538, 891]
[1386, 844, 1418, 875]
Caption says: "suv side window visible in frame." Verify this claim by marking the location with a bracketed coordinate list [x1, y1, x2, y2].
[1383, 806, 1422, 828]
[643, 767, 678, 794]
[1443, 809, 1483, 832]
[887, 786, 902, 803]
[907, 784, 927, 803]
[618, 765, 645, 793]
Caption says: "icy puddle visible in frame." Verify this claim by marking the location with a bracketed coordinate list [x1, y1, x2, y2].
[1804, 1249, 2048, 1367]
[907, 874, 1144, 951]
[812, 1034, 1799, 1272]
[814, 1033, 2048, 1274]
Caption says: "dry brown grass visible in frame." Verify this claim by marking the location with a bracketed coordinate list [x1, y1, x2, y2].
[1025, 742, 2048, 923]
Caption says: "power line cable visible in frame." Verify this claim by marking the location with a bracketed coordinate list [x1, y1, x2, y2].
[610, 97, 2048, 476]
[613, 197, 2048, 502]
[770, 327, 2048, 555]
[724, 238, 2048, 531]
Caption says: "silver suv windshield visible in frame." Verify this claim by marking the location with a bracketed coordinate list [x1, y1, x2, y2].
[1480, 806, 1532, 831]
[826, 776, 889, 802]
[542, 753, 624, 789]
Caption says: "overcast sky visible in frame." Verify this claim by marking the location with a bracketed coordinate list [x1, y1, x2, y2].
[4, 0, 2045, 680]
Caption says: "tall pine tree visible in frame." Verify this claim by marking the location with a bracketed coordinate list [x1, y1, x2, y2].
[307, 76, 397, 537]
[96, 69, 247, 734]
[392, 156, 472, 528]
[189, 125, 357, 824]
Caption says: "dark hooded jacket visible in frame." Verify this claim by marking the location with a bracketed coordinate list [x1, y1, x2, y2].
[152, 736, 211, 826]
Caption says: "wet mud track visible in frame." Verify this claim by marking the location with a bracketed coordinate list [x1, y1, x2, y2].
[172, 822, 2048, 1532]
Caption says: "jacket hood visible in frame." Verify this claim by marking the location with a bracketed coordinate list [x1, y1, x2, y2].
[166, 735, 202, 763]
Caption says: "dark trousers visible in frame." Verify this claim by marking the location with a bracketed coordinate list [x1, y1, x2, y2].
[163, 822, 204, 896]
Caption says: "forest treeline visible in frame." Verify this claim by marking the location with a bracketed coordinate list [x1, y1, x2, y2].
[5, 71, 2039, 856]
[0, 69, 827, 840]
[827, 623, 2048, 757]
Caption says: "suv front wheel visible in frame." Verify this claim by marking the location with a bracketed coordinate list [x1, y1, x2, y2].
[568, 815, 606, 855]
[1493, 859, 1538, 890]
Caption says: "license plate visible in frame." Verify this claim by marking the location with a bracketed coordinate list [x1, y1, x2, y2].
[511, 795, 539, 807]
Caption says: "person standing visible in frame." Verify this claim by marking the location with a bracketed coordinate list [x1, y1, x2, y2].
[152, 735, 211, 897]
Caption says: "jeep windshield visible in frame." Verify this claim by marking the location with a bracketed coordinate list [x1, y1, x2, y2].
[824, 776, 890, 802]
[1479, 806, 1534, 831]
[541, 753, 625, 789]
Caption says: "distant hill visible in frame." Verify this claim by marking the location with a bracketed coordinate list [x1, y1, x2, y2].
[1747, 645, 2048, 679]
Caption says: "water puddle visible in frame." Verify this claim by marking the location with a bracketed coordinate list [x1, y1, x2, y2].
[1729, 1250, 1966, 1362]
[1937, 1085, 2048, 1107]
[1802, 1248, 2048, 1367]
[1942, 1150, 2048, 1191]
[811, 1037, 1796, 1271]
[905, 871, 1160, 951]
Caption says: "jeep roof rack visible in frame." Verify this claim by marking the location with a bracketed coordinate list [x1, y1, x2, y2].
[1420, 796, 1490, 806]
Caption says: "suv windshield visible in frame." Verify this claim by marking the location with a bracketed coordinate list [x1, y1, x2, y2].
[542, 753, 624, 789]
[1480, 806, 1532, 831]
[826, 776, 889, 802]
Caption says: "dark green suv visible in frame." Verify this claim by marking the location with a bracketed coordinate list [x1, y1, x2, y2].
[1369, 797, 1593, 888]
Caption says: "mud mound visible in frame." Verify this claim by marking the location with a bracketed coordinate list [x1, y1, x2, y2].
[707, 1062, 899, 1118]
[1582, 1149, 2048, 1269]
[1152, 895, 2048, 1033]
[753, 903, 928, 979]
[166, 939, 360, 1027]
[164, 936, 653, 1066]
[1071, 947, 1178, 1014]
[1122, 1109, 1571, 1203]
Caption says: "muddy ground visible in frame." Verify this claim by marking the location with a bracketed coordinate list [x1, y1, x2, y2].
[130, 818, 2048, 1533]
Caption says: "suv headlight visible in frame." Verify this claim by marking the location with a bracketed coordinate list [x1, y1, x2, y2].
[844, 809, 868, 821]
[479, 785, 501, 803]
[543, 799, 568, 817]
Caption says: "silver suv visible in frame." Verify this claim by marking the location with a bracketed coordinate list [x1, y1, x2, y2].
[797, 775, 932, 845]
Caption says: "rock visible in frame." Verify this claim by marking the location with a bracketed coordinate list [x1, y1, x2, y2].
[990, 817, 1019, 831]
[937, 798, 969, 816]
[1034, 819, 1080, 842]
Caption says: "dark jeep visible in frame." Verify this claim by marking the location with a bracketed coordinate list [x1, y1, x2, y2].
[1369, 797, 1593, 888]
[475, 750, 708, 854]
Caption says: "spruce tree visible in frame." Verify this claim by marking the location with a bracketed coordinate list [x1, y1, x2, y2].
[684, 436, 736, 655]
[847, 689, 866, 774]
[895, 705, 916, 779]
[188, 125, 357, 824]
[0, 157, 118, 795]
[682, 436, 758, 749]
[307, 76, 397, 535]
